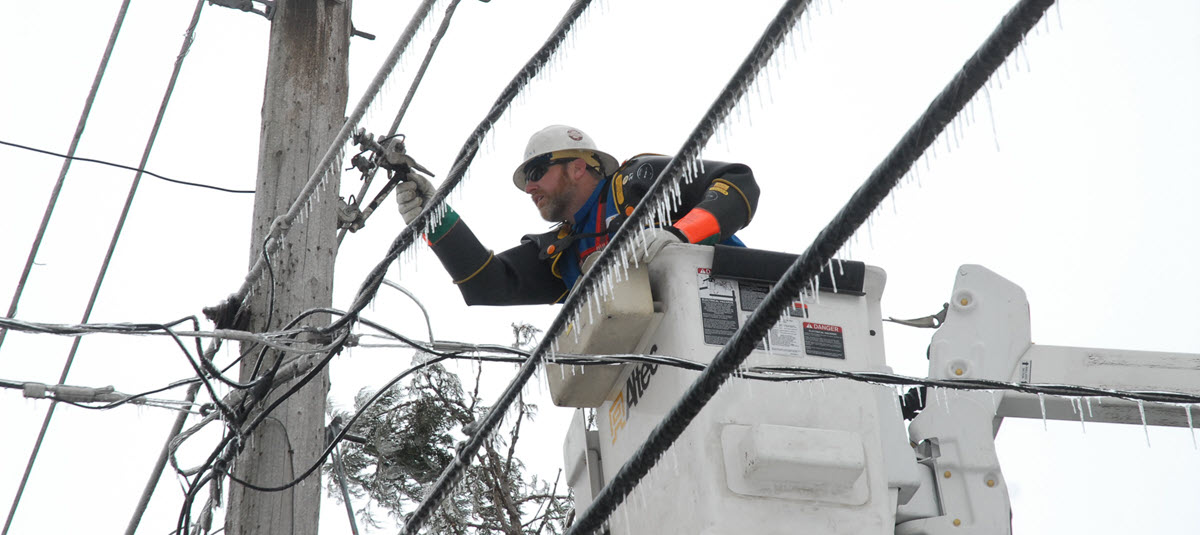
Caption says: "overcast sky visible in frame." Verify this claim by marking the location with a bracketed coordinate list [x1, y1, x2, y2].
[2, 0, 1198, 533]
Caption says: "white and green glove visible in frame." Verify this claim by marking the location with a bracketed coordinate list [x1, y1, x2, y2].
[394, 172, 437, 225]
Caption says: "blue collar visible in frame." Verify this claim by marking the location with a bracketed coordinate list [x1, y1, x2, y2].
[570, 180, 607, 234]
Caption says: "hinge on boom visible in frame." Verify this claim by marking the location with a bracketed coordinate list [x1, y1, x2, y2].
[885, 303, 949, 329]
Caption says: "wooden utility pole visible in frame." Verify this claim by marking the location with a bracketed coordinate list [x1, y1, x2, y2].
[226, 1, 349, 533]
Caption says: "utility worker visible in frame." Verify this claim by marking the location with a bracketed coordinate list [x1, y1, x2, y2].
[396, 125, 759, 306]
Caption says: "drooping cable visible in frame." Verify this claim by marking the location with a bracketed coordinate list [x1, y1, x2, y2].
[568, 1, 1058, 532]
[381, 279, 435, 344]
[398, 0, 810, 532]
[2, 3, 208, 532]
[0, 139, 253, 194]
[213, 0, 439, 312]
[124, 382, 202, 535]
[0, 0, 132, 356]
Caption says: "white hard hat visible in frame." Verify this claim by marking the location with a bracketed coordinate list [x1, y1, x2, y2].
[512, 125, 619, 190]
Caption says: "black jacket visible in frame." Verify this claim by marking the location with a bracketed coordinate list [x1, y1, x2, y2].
[428, 155, 759, 306]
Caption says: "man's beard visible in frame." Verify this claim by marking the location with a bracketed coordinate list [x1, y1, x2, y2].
[538, 180, 577, 222]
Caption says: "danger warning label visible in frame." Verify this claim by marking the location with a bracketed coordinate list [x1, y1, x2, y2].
[803, 322, 845, 359]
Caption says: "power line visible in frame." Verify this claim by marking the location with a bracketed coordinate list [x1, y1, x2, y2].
[568, 1, 1058, 532]
[1, 378, 199, 412]
[9, 295, 1187, 530]
[175, 310, 1200, 507]
[0, 0, 131, 357]
[209, 0, 440, 318]
[0, 316, 333, 357]
[10, 304, 1192, 426]
[3, 3, 209, 532]
[0, 139, 254, 194]
[389, 0, 462, 137]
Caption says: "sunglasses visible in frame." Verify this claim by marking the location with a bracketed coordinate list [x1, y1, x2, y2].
[525, 158, 574, 184]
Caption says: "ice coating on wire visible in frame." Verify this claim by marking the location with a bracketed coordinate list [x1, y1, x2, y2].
[218, 0, 440, 309]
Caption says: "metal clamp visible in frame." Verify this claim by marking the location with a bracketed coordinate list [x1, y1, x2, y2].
[207, 0, 275, 19]
[337, 130, 434, 234]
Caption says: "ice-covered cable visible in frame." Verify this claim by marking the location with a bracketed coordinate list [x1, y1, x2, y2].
[568, 1, 1057, 532]
[213, 0, 439, 311]
[389, 0, 463, 136]
[0, 317, 335, 355]
[124, 382, 201, 535]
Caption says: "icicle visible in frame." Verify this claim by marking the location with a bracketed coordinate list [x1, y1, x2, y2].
[1137, 399, 1151, 447]
[1187, 405, 1196, 449]
[1037, 392, 1047, 430]
[744, 92, 754, 127]
[621, 501, 631, 530]
[586, 293, 596, 326]
[1085, 397, 1093, 418]
[1019, 39, 1031, 73]
[1074, 397, 1086, 433]
[866, 213, 876, 248]
[983, 84, 1000, 152]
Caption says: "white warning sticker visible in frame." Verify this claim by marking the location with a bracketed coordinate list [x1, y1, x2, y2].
[698, 268, 738, 345]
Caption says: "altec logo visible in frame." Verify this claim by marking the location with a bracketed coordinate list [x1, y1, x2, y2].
[608, 363, 659, 444]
